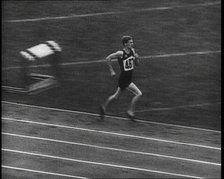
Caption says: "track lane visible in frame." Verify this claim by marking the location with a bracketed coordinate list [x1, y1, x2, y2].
[2, 102, 221, 148]
[2, 118, 221, 164]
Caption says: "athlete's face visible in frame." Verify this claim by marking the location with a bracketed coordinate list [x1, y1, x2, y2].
[125, 39, 134, 49]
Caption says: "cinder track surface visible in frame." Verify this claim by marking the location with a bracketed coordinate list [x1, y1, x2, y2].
[2, 1, 221, 178]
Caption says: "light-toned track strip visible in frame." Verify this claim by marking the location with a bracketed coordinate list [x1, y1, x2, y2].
[2, 165, 88, 179]
[4, 2, 221, 23]
[2, 101, 221, 133]
[2, 117, 221, 150]
[2, 50, 221, 71]
[2, 132, 220, 166]
[2, 149, 203, 178]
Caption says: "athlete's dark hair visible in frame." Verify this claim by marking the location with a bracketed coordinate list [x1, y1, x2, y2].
[121, 36, 133, 45]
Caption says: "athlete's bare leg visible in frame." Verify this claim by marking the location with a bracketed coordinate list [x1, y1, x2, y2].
[126, 82, 142, 118]
[100, 87, 121, 119]
[103, 87, 121, 110]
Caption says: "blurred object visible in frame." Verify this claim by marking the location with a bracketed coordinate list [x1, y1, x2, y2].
[2, 41, 62, 95]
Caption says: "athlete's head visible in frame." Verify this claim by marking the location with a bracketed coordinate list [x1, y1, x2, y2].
[121, 36, 133, 48]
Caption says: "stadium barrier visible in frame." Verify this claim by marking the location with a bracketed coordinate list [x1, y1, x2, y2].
[3, 41, 62, 95]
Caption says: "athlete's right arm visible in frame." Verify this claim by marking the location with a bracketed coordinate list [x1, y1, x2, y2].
[106, 51, 123, 77]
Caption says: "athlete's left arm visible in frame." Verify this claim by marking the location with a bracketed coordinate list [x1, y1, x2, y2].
[131, 48, 140, 66]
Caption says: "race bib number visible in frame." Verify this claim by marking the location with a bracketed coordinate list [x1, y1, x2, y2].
[123, 56, 134, 71]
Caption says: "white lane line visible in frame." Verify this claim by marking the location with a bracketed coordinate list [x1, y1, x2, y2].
[2, 148, 203, 178]
[135, 102, 221, 113]
[2, 86, 27, 93]
[2, 100, 221, 133]
[2, 50, 221, 71]
[2, 117, 221, 150]
[2, 165, 88, 179]
[2, 132, 221, 166]
[5, 2, 221, 23]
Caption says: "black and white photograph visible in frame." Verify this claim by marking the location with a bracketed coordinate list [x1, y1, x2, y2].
[2, 0, 221, 178]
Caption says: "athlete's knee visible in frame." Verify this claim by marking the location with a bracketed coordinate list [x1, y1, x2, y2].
[113, 93, 120, 100]
[136, 91, 142, 97]
[110, 93, 119, 100]
[113, 88, 121, 99]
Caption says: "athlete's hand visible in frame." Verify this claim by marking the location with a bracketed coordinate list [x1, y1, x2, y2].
[134, 53, 139, 59]
[110, 71, 116, 77]
[133, 53, 139, 66]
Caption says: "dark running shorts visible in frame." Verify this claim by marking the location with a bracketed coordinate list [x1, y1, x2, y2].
[118, 72, 132, 90]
